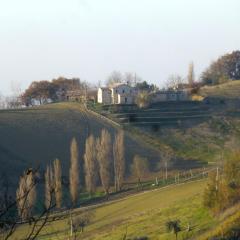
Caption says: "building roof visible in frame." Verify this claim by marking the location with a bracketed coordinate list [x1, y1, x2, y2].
[99, 87, 111, 91]
[109, 82, 130, 88]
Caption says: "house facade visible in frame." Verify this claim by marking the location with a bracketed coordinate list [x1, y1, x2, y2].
[98, 83, 189, 105]
[97, 88, 112, 104]
[98, 83, 136, 105]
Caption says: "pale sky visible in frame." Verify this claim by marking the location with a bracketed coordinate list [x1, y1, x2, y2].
[0, 0, 240, 95]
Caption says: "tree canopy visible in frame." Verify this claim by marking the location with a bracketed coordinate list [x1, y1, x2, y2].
[22, 77, 83, 105]
[201, 50, 240, 85]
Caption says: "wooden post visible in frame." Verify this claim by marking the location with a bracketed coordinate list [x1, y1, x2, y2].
[165, 161, 168, 181]
[216, 167, 219, 191]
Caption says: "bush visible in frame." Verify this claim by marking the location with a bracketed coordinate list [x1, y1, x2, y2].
[135, 91, 151, 109]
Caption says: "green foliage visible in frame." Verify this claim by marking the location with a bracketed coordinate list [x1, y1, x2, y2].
[135, 81, 158, 92]
[166, 220, 181, 240]
[135, 91, 152, 109]
[203, 172, 228, 213]
[203, 151, 240, 214]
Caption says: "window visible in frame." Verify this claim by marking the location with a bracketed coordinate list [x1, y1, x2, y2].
[125, 97, 127, 103]
[115, 89, 118, 93]
[122, 89, 125, 93]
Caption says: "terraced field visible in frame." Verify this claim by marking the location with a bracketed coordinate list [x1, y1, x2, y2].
[102, 101, 211, 128]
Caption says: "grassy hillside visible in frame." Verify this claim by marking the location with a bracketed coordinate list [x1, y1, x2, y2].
[0, 102, 160, 186]
[13, 180, 214, 240]
[94, 100, 240, 165]
[199, 80, 240, 99]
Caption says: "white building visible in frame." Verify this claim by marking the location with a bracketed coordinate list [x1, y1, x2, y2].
[98, 83, 136, 105]
[97, 87, 112, 104]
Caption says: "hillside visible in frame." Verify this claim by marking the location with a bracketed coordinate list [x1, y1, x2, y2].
[91, 99, 240, 165]
[0, 102, 161, 186]
[199, 80, 240, 99]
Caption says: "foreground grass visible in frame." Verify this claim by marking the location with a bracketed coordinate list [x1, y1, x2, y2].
[11, 180, 216, 240]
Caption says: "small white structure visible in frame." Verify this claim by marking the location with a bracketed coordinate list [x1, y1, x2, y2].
[98, 88, 112, 104]
[98, 83, 136, 105]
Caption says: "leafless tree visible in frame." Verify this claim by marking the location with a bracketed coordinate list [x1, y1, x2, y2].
[69, 210, 95, 239]
[1, 168, 56, 240]
[84, 135, 98, 195]
[166, 74, 184, 90]
[113, 130, 125, 192]
[160, 150, 173, 181]
[69, 138, 80, 206]
[132, 155, 149, 189]
[96, 129, 112, 197]
[53, 158, 62, 209]
[106, 71, 123, 87]
[16, 170, 36, 221]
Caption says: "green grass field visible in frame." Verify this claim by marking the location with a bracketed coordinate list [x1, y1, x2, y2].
[12, 180, 216, 240]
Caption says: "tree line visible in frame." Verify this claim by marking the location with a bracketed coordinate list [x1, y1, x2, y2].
[21, 77, 88, 106]
[16, 129, 126, 221]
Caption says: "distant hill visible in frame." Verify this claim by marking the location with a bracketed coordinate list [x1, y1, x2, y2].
[0, 102, 160, 186]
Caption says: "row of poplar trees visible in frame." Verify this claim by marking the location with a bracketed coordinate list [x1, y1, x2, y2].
[16, 129, 125, 220]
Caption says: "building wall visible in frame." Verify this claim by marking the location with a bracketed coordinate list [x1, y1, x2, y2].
[98, 88, 111, 104]
[152, 90, 189, 103]
[111, 85, 133, 104]
[117, 94, 134, 104]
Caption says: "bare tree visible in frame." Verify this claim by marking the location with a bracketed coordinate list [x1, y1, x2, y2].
[96, 129, 112, 197]
[53, 159, 62, 209]
[16, 170, 36, 221]
[160, 150, 173, 181]
[84, 135, 98, 196]
[69, 138, 80, 206]
[113, 130, 125, 192]
[132, 155, 149, 189]
[1, 168, 56, 240]
[188, 62, 195, 87]
[69, 210, 95, 239]
[106, 71, 123, 87]
[166, 74, 184, 90]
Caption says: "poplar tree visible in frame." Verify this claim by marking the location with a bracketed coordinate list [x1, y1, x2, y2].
[84, 135, 98, 196]
[69, 138, 80, 206]
[97, 129, 112, 197]
[113, 130, 125, 192]
[53, 158, 62, 209]
[45, 165, 54, 209]
[188, 61, 195, 87]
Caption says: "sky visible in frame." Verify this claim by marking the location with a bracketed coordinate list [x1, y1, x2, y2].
[0, 0, 240, 95]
